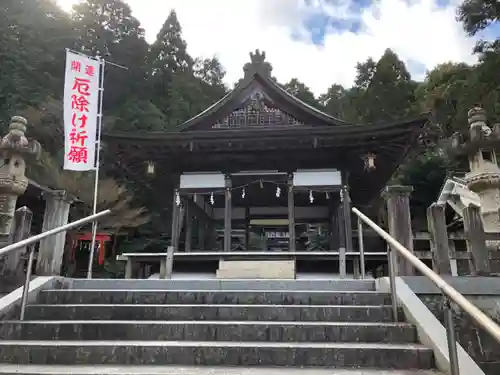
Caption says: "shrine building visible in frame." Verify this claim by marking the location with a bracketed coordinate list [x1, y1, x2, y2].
[103, 50, 429, 278]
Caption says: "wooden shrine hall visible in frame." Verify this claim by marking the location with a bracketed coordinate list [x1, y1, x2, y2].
[104, 50, 429, 278]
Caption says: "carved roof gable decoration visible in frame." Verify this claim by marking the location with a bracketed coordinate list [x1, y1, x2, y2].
[213, 90, 304, 129]
[177, 49, 352, 131]
[248, 91, 265, 112]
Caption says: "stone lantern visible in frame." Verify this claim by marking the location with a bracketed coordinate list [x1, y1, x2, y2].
[453, 108, 500, 247]
[0, 116, 41, 236]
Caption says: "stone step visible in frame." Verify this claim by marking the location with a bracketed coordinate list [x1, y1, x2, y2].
[67, 279, 376, 291]
[37, 290, 391, 306]
[215, 268, 295, 279]
[217, 260, 296, 279]
[0, 364, 444, 375]
[218, 260, 295, 271]
[0, 341, 434, 368]
[0, 321, 416, 343]
[24, 304, 398, 322]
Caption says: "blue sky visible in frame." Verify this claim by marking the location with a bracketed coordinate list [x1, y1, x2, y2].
[300, 0, 374, 43]
[58, 0, 495, 94]
[300, 0, 499, 46]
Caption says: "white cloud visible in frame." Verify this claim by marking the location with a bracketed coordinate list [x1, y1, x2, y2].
[58, 0, 478, 95]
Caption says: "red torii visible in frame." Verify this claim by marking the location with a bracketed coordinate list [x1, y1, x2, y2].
[72, 232, 111, 265]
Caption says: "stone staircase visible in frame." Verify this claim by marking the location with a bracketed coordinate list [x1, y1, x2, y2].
[0, 279, 441, 374]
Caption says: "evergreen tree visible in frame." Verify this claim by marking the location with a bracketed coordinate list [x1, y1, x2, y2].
[149, 10, 194, 116]
[194, 57, 226, 88]
[458, 0, 500, 37]
[319, 84, 363, 123]
[282, 78, 319, 108]
[72, 0, 149, 110]
[149, 10, 193, 76]
[193, 56, 228, 113]
[0, 0, 73, 127]
[354, 58, 376, 90]
[415, 63, 475, 137]
[357, 49, 417, 123]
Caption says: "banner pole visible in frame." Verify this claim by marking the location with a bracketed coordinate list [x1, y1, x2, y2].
[86, 56, 105, 279]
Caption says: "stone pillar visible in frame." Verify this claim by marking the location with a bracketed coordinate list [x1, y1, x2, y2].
[464, 107, 500, 249]
[0, 116, 41, 236]
[36, 190, 73, 276]
[383, 185, 415, 276]
[1, 207, 33, 288]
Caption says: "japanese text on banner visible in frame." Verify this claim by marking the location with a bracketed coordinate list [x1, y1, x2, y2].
[63, 51, 100, 171]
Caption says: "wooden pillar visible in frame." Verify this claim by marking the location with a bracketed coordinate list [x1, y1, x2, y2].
[177, 204, 185, 248]
[342, 185, 353, 252]
[383, 185, 415, 276]
[224, 176, 232, 252]
[184, 203, 192, 252]
[427, 203, 453, 275]
[463, 204, 490, 275]
[165, 188, 180, 279]
[448, 239, 458, 276]
[328, 198, 339, 251]
[206, 219, 217, 251]
[338, 185, 353, 278]
[244, 207, 250, 250]
[288, 176, 296, 252]
[125, 258, 133, 279]
[337, 199, 346, 278]
[197, 216, 206, 250]
[171, 190, 180, 251]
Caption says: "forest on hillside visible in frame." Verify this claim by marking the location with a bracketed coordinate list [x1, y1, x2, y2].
[1, 0, 499, 248]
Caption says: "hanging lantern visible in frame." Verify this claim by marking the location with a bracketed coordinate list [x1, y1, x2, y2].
[146, 160, 155, 175]
[362, 153, 376, 171]
[276, 186, 281, 197]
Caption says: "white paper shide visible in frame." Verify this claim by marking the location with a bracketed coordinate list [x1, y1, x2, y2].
[63, 51, 100, 171]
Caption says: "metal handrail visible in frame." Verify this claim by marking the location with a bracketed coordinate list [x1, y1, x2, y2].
[2, 210, 112, 320]
[353, 206, 500, 375]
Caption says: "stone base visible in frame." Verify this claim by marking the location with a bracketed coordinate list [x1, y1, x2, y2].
[216, 260, 296, 279]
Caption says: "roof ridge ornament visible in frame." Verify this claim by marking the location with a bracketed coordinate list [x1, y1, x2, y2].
[243, 49, 272, 79]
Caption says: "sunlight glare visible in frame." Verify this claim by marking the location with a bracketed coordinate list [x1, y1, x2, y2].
[56, 0, 80, 13]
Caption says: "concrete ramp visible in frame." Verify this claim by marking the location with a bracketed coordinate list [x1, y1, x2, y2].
[216, 260, 296, 279]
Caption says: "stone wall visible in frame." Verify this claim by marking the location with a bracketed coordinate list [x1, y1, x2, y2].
[403, 276, 500, 375]
[419, 294, 500, 374]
